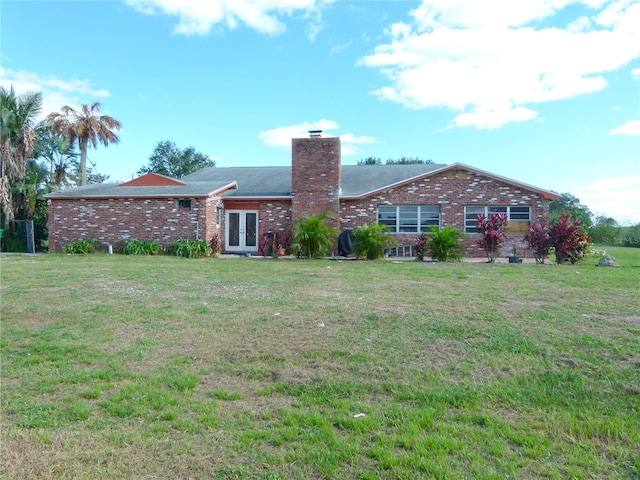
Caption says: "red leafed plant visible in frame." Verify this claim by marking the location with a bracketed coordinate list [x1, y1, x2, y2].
[548, 212, 591, 264]
[476, 213, 508, 263]
[523, 221, 551, 264]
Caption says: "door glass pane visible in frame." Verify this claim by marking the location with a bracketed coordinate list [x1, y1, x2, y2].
[228, 212, 239, 247]
[245, 213, 257, 247]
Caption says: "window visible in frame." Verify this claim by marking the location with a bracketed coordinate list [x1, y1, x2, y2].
[464, 206, 531, 233]
[216, 207, 223, 227]
[377, 205, 440, 233]
[178, 199, 191, 209]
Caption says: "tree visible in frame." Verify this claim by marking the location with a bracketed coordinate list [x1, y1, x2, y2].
[1, 86, 43, 222]
[33, 125, 79, 191]
[549, 193, 593, 229]
[47, 102, 121, 186]
[385, 156, 434, 165]
[357, 156, 435, 166]
[137, 140, 215, 178]
[589, 216, 620, 244]
[357, 157, 382, 166]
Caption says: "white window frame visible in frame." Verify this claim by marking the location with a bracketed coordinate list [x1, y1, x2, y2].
[464, 205, 531, 234]
[377, 205, 441, 233]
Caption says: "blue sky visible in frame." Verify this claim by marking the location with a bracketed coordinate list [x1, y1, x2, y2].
[2, 0, 639, 223]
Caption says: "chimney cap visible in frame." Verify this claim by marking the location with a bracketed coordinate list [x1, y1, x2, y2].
[309, 130, 322, 137]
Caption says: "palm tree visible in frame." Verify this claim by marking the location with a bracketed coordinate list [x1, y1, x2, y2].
[47, 102, 121, 186]
[34, 125, 79, 191]
[1, 86, 43, 222]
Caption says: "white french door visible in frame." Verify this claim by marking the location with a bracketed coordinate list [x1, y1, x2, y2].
[225, 210, 258, 252]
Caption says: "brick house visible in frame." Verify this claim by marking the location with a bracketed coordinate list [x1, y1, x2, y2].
[45, 132, 560, 257]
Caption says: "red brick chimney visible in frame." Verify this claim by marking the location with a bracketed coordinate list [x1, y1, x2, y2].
[291, 131, 341, 229]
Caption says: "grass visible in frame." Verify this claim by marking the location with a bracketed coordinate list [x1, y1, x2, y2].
[1, 248, 639, 479]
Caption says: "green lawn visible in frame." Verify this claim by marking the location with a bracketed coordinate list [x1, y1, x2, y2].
[1, 252, 639, 479]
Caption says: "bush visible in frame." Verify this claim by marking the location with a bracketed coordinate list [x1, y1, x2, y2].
[427, 226, 463, 262]
[209, 233, 222, 257]
[122, 239, 161, 255]
[62, 239, 102, 254]
[173, 239, 210, 259]
[291, 213, 338, 258]
[523, 222, 551, 264]
[352, 222, 396, 260]
[475, 213, 508, 262]
[414, 233, 429, 261]
[549, 212, 591, 264]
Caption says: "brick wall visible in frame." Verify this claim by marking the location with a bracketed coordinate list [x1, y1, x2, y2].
[339, 168, 550, 258]
[48, 196, 214, 251]
[259, 200, 292, 239]
[291, 136, 341, 230]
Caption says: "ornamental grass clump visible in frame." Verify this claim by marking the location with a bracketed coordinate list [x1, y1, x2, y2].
[352, 222, 396, 260]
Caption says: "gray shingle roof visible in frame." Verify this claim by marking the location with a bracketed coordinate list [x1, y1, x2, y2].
[184, 166, 292, 197]
[340, 164, 445, 197]
[44, 163, 447, 199]
[44, 180, 235, 198]
[44, 162, 561, 201]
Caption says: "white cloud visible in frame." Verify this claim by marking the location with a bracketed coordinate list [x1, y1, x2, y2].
[573, 175, 640, 224]
[358, 0, 640, 129]
[258, 120, 375, 155]
[632, 67, 640, 79]
[0, 67, 111, 121]
[610, 120, 640, 135]
[258, 119, 339, 146]
[124, 0, 332, 38]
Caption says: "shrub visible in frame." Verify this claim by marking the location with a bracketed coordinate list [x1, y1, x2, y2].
[548, 212, 592, 264]
[427, 226, 463, 262]
[209, 233, 222, 257]
[523, 222, 551, 264]
[352, 222, 396, 260]
[62, 239, 101, 254]
[291, 213, 338, 258]
[414, 233, 429, 261]
[173, 239, 210, 259]
[122, 239, 161, 256]
[475, 213, 508, 262]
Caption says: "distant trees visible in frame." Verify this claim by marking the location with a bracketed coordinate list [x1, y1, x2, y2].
[48, 102, 121, 186]
[589, 216, 621, 244]
[549, 193, 593, 230]
[137, 141, 215, 178]
[357, 156, 434, 166]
